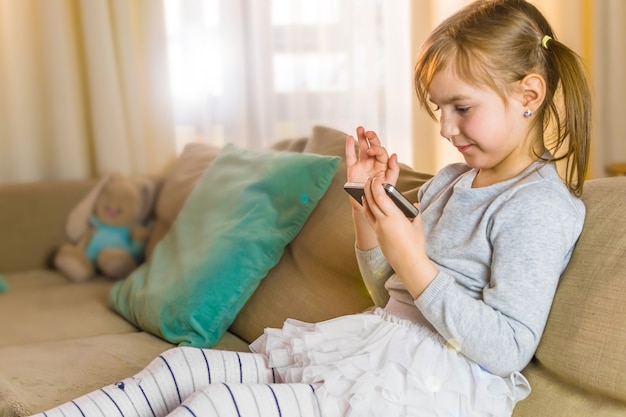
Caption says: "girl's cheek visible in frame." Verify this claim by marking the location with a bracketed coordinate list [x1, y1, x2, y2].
[463, 115, 490, 140]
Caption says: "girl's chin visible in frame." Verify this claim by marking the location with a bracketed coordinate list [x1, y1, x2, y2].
[462, 155, 479, 167]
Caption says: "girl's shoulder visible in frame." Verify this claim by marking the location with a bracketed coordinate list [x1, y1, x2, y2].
[510, 163, 581, 202]
[499, 162, 586, 224]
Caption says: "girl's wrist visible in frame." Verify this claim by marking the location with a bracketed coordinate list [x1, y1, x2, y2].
[352, 208, 378, 251]
[398, 254, 438, 299]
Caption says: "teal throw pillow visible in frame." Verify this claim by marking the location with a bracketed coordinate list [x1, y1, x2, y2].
[109, 144, 341, 347]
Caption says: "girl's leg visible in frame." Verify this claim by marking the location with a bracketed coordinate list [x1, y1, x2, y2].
[166, 383, 323, 417]
[33, 347, 276, 417]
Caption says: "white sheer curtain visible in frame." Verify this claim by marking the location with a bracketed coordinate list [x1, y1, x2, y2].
[163, 0, 414, 164]
[0, 0, 176, 185]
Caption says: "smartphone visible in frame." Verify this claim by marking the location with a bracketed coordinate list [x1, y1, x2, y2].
[344, 182, 419, 218]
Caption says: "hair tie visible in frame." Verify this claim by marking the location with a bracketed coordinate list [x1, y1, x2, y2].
[541, 35, 552, 49]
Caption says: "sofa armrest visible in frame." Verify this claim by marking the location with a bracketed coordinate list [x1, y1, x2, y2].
[0, 179, 97, 272]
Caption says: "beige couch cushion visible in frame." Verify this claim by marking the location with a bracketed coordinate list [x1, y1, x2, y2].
[535, 177, 626, 401]
[0, 180, 96, 272]
[147, 137, 311, 257]
[0, 271, 136, 347]
[513, 361, 626, 417]
[0, 332, 173, 416]
[145, 142, 222, 259]
[146, 138, 311, 260]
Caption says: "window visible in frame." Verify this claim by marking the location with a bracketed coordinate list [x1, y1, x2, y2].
[164, 0, 411, 159]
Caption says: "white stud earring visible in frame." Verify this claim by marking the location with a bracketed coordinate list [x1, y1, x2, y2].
[523, 109, 533, 118]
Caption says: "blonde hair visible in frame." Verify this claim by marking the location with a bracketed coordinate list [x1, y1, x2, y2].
[414, 0, 591, 196]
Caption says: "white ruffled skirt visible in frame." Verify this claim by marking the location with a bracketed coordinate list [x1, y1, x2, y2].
[249, 308, 530, 417]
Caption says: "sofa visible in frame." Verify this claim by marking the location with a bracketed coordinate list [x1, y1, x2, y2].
[1, 125, 626, 417]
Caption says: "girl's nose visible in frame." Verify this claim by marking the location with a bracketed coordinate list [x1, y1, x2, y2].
[439, 114, 460, 140]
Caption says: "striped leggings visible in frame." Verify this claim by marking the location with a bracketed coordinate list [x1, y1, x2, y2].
[34, 347, 322, 417]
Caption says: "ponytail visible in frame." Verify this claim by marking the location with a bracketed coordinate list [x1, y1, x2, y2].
[540, 38, 591, 196]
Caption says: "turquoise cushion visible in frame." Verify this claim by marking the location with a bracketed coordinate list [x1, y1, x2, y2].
[109, 144, 340, 347]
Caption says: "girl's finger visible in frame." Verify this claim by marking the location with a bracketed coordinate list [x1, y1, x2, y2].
[367, 145, 389, 164]
[371, 177, 392, 216]
[356, 126, 370, 161]
[345, 134, 357, 167]
[386, 153, 400, 183]
[365, 130, 382, 147]
[364, 177, 386, 219]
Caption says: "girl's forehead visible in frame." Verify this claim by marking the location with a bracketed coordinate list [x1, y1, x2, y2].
[428, 63, 507, 104]
[428, 68, 476, 101]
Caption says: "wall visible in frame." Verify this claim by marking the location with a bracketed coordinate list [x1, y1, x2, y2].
[592, 0, 626, 177]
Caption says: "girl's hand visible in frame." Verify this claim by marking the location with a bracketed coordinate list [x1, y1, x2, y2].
[345, 126, 400, 212]
[345, 126, 400, 186]
[362, 175, 436, 298]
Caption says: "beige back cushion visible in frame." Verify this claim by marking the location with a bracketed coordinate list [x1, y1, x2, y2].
[230, 126, 432, 342]
[535, 177, 626, 401]
[145, 138, 310, 259]
[145, 143, 221, 259]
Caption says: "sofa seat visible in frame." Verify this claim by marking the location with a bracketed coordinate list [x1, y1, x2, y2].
[1, 271, 135, 347]
[0, 269, 250, 416]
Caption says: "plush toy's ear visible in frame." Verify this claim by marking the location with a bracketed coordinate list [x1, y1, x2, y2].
[65, 173, 114, 242]
[134, 177, 158, 223]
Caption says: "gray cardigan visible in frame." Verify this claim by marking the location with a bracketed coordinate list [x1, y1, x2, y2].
[356, 160, 585, 377]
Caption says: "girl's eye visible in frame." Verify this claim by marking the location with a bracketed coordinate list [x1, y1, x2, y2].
[456, 106, 470, 113]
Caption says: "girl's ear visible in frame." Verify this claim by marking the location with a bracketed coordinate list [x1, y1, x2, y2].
[519, 73, 546, 111]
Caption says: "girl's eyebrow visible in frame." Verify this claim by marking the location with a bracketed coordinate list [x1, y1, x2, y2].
[430, 95, 472, 105]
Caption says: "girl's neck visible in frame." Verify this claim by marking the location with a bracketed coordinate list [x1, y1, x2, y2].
[472, 136, 546, 188]
[471, 153, 543, 188]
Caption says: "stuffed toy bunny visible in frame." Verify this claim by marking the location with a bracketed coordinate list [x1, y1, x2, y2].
[54, 172, 157, 282]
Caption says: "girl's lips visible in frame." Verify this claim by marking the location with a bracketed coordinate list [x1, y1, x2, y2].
[456, 144, 472, 153]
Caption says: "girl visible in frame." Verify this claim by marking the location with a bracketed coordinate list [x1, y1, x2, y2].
[34, 0, 590, 416]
